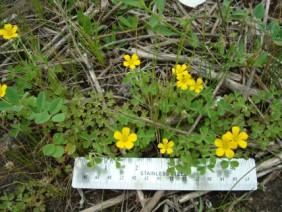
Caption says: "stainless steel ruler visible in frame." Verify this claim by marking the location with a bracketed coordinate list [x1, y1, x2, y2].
[72, 157, 257, 191]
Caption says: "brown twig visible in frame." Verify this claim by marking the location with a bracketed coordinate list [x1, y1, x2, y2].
[140, 190, 165, 212]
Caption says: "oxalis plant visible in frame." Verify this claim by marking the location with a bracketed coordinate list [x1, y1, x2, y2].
[0, 0, 281, 179]
[104, 53, 250, 176]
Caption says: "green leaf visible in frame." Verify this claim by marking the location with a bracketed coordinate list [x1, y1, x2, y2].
[253, 51, 268, 67]
[197, 166, 206, 175]
[151, 81, 159, 95]
[43, 144, 56, 156]
[83, 141, 91, 148]
[230, 160, 239, 168]
[149, 15, 159, 29]
[187, 31, 200, 48]
[220, 160, 229, 169]
[51, 113, 65, 122]
[200, 126, 209, 137]
[231, 8, 248, 19]
[118, 16, 132, 28]
[156, 0, 166, 14]
[35, 111, 51, 124]
[51, 146, 64, 158]
[0, 101, 12, 111]
[53, 133, 64, 145]
[5, 87, 19, 104]
[167, 167, 175, 176]
[80, 132, 90, 140]
[269, 21, 281, 39]
[273, 40, 282, 46]
[182, 165, 191, 175]
[155, 25, 177, 36]
[65, 143, 76, 155]
[116, 161, 121, 168]
[119, 0, 145, 9]
[253, 3, 265, 19]
[94, 157, 102, 164]
[37, 91, 46, 112]
[49, 98, 62, 115]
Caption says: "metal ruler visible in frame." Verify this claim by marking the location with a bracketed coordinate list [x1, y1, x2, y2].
[72, 157, 257, 191]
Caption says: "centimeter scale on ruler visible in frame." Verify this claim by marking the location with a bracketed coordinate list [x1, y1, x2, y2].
[72, 157, 257, 191]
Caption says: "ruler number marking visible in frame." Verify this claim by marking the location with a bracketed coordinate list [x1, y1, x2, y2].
[82, 174, 89, 183]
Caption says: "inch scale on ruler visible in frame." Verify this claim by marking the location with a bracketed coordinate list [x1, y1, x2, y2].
[72, 157, 257, 191]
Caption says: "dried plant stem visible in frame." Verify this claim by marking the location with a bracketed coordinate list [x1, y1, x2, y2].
[81, 191, 135, 212]
[140, 190, 165, 212]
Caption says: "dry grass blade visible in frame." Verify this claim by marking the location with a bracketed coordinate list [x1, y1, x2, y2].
[81, 191, 135, 212]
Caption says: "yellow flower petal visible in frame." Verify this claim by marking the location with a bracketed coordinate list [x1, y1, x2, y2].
[128, 133, 137, 142]
[0, 29, 5, 35]
[167, 141, 174, 148]
[195, 88, 202, 94]
[225, 149, 235, 158]
[4, 24, 12, 31]
[222, 132, 233, 141]
[196, 78, 203, 84]
[238, 132, 248, 140]
[182, 84, 188, 90]
[166, 148, 173, 154]
[116, 141, 125, 148]
[214, 139, 222, 147]
[12, 26, 18, 34]
[181, 64, 187, 70]
[187, 79, 195, 87]
[162, 139, 168, 145]
[114, 131, 123, 140]
[216, 148, 224, 157]
[124, 55, 130, 61]
[123, 61, 129, 67]
[232, 126, 240, 137]
[160, 148, 166, 154]
[158, 143, 164, 149]
[132, 54, 139, 60]
[134, 60, 140, 65]
[122, 127, 130, 136]
[0, 84, 7, 97]
[238, 140, 247, 148]
[125, 142, 134, 150]
[229, 141, 238, 149]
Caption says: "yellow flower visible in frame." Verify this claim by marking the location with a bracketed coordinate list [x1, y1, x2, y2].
[188, 78, 204, 94]
[0, 84, 7, 98]
[172, 64, 188, 75]
[0, 24, 18, 40]
[158, 138, 174, 154]
[176, 72, 192, 90]
[123, 54, 141, 69]
[214, 133, 238, 159]
[224, 126, 248, 148]
[114, 127, 137, 150]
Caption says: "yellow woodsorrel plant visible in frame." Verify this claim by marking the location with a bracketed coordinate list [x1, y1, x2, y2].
[113, 54, 254, 175]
